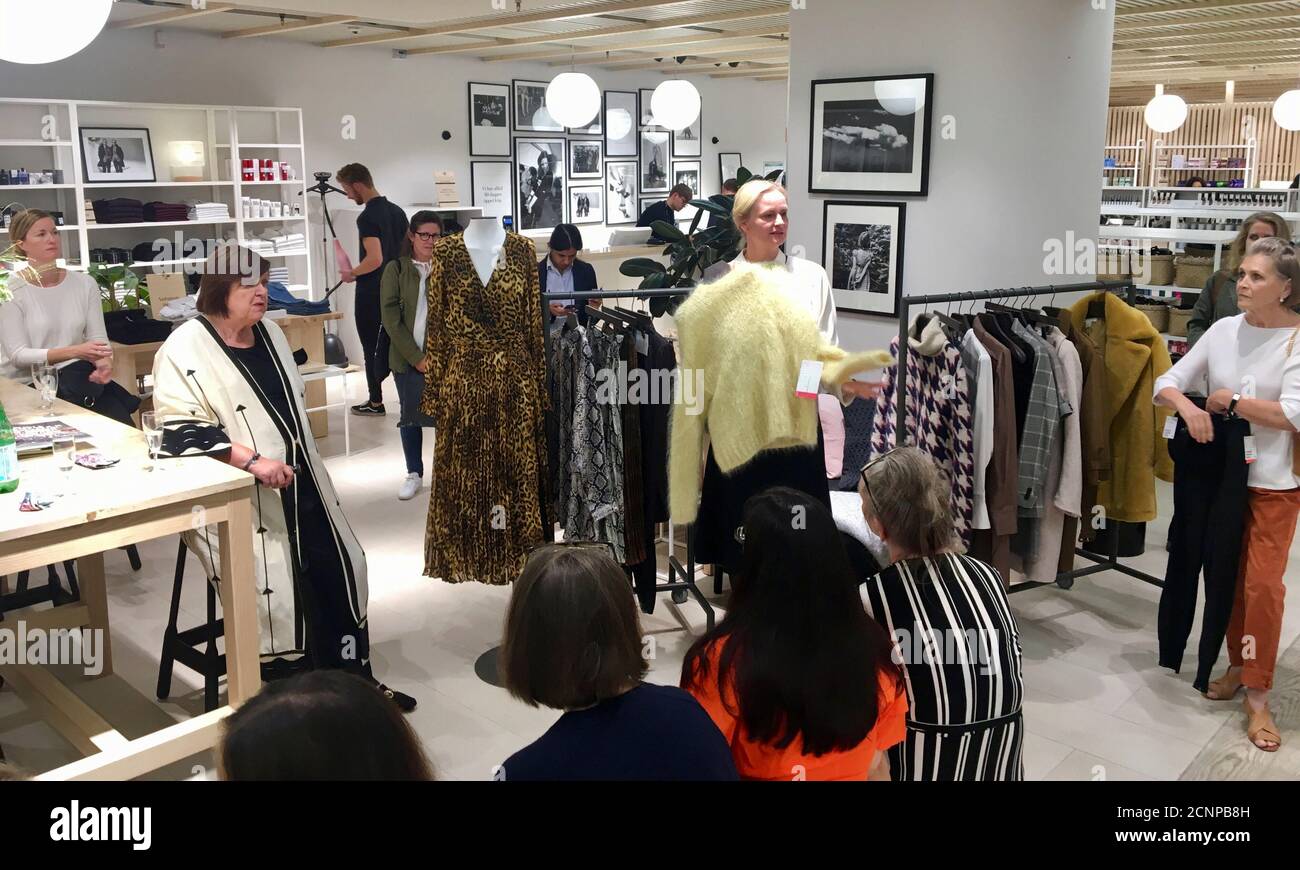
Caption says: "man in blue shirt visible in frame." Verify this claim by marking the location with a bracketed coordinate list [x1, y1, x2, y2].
[637, 183, 692, 243]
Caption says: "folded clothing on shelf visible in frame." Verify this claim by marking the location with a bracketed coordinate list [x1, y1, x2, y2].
[267, 281, 329, 315]
[143, 201, 191, 222]
[90, 246, 134, 265]
[159, 294, 200, 322]
[91, 198, 145, 224]
[268, 266, 290, 283]
[187, 201, 231, 221]
[130, 238, 218, 265]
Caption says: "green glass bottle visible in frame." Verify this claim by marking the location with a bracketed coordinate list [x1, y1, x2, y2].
[0, 400, 18, 495]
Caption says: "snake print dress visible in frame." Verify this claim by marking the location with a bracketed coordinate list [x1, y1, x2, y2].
[420, 232, 548, 585]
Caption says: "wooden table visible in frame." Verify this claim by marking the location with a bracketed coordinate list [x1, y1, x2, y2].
[0, 377, 261, 780]
[110, 311, 344, 437]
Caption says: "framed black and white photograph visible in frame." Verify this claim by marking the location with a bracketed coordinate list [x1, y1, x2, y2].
[640, 130, 670, 193]
[515, 138, 566, 232]
[673, 110, 702, 157]
[468, 82, 510, 156]
[673, 160, 701, 196]
[79, 126, 155, 184]
[513, 79, 563, 133]
[606, 160, 639, 225]
[719, 151, 742, 183]
[569, 99, 602, 136]
[471, 160, 513, 219]
[809, 73, 934, 196]
[604, 90, 638, 157]
[569, 139, 603, 179]
[569, 185, 604, 225]
[638, 89, 663, 131]
[639, 197, 660, 223]
[821, 200, 906, 317]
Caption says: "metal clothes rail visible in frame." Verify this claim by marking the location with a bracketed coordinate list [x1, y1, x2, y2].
[892, 278, 1165, 595]
[541, 287, 714, 629]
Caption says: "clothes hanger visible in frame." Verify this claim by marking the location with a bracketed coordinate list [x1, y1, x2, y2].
[934, 296, 966, 339]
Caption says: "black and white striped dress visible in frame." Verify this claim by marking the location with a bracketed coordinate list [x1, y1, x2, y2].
[861, 553, 1025, 781]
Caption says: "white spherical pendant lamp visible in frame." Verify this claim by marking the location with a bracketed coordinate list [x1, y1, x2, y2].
[1273, 89, 1300, 132]
[546, 72, 601, 129]
[1144, 86, 1188, 134]
[0, 0, 113, 64]
[875, 78, 926, 116]
[606, 107, 633, 141]
[650, 80, 701, 132]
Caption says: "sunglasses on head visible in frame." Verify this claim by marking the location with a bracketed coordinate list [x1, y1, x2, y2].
[859, 448, 902, 505]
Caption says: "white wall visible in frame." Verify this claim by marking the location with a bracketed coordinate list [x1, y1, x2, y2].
[0, 25, 785, 359]
[787, 0, 1115, 351]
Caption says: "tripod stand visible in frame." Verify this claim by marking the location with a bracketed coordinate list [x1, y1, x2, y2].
[299, 172, 349, 303]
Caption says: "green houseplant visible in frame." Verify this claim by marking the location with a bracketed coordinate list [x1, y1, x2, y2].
[87, 262, 150, 312]
[618, 166, 782, 317]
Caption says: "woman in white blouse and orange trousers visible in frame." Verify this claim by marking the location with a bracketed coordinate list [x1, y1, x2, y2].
[1155, 236, 1300, 753]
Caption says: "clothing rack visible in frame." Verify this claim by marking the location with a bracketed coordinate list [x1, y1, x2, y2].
[892, 278, 1165, 595]
[541, 287, 715, 629]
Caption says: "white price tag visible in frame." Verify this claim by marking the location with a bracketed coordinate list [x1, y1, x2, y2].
[1163, 416, 1178, 439]
[1244, 436, 1258, 464]
[796, 360, 823, 399]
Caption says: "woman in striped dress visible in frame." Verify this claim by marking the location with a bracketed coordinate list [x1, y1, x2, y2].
[858, 447, 1025, 780]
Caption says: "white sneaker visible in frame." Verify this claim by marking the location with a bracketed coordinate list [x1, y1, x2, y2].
[398, 473, 422, 501]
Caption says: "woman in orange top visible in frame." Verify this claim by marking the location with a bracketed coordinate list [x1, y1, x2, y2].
[681, 487, 907, 780]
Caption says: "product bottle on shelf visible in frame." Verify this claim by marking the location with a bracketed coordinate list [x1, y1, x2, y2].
[0, 401, 18, 495]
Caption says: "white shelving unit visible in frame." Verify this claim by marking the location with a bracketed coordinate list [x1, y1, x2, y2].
[1103, 140, 1145, 189]
[1148, 138, 1257, 188]
[0, 97, 314, 298]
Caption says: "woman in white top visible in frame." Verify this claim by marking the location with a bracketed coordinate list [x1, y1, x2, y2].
[1154, 236, 1300, 753]
[1, 209, 112, 383]
[701, 179, 880, 403]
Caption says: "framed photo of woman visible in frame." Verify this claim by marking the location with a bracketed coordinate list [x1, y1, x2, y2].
[513, 79, 563, 133]
[515, 137, 566, 232]
[640, 130, 670, 193]
[821, 200, 906, 317]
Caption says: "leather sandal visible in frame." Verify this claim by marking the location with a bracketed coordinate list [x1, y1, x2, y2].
[1204, 669, 1243, 701]
[1243, 699, 1281, 752]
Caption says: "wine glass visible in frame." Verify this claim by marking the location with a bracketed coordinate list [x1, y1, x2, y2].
[52, 433, 76, 496]
[33, 365, 58, 415]
[140, 411, 163, 471]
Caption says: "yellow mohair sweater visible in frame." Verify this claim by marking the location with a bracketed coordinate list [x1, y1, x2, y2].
[669, 266, 894, 523]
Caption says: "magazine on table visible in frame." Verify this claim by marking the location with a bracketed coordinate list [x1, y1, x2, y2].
[12, 420, 92, 455]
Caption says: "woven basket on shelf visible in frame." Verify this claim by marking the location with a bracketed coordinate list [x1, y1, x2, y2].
[1167, 306, 1193, 337]
[1148, 254, 1174, 286]
[1098, 250, 1141, 283]
[1136, 302, 1170, 332]
[1174, 255, 1214, 290]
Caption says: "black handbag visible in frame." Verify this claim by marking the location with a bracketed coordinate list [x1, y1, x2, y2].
[56, 360, 141, 427]
[104, 308, 173, 344]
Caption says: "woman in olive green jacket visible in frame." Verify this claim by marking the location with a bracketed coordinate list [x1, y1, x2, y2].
[379, 210, 442, 501]
[1186, 212, 1291, 347]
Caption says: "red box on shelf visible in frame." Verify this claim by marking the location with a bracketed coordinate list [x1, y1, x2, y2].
[240, 158, 256, 182]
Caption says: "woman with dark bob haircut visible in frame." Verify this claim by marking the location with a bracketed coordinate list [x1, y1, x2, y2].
[499, 544, 737, 781]
[218, 670, 434, 780]
[681, 487, 907, 781]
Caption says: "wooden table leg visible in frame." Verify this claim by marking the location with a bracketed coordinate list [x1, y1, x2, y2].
[76, 550, 112, 678]
[217, 492, 261, 705]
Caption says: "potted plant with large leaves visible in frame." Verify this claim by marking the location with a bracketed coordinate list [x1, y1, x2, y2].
[87, 262, 150, 312]
[619, 166, 781, 317]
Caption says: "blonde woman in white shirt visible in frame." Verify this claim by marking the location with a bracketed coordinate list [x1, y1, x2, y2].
[701, 179, 880, 403]
[1, 209, 113, 383]
[1155, 236, 1300, 753]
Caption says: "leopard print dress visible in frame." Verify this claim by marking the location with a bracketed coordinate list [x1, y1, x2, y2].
[420, 232, 548, 584]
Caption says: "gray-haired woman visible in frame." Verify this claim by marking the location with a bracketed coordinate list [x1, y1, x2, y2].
[858, 447, 1026, 780]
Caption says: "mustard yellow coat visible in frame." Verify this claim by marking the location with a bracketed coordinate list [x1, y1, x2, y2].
[1067, 292, 1174, 523]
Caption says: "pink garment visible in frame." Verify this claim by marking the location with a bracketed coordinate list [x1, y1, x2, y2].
[819, 393, 845, 479]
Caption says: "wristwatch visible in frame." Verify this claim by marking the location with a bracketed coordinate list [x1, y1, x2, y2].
[1228, 393, 1242, 416]
[242, 451, 261, 471]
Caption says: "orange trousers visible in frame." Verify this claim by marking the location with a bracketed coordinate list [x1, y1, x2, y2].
[1227, 487, 1300, 690]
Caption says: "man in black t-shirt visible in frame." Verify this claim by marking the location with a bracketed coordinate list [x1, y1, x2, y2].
[337, 163, 409, 416]
[637, 183, 692, 243]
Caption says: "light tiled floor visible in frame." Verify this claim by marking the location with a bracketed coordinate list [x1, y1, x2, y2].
[3, 377, 1299, 780]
